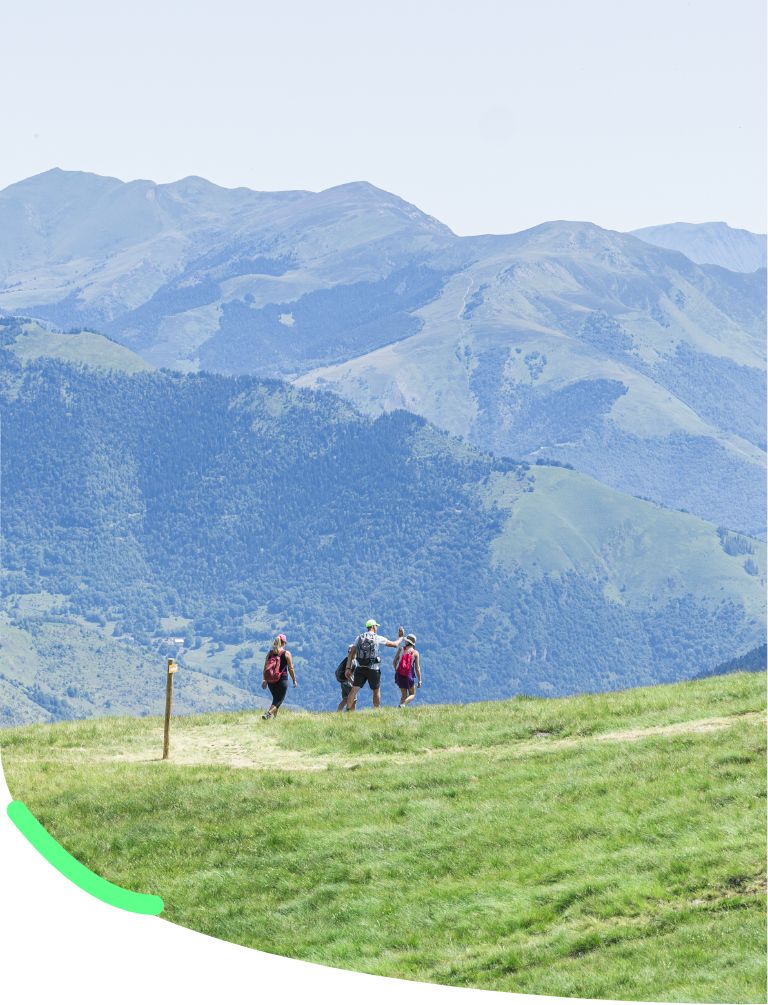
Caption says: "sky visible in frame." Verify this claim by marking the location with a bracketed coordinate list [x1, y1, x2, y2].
[1, 0, 765, 236]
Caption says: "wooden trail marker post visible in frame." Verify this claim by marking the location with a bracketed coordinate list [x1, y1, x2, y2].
[162, 658, 178, 760]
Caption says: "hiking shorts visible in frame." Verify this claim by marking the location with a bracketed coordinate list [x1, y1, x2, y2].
[353, 664, 382, 690]
[267, 678, 288, 708]
[395, 672, 415, 690]
[339, 680, 353, 700]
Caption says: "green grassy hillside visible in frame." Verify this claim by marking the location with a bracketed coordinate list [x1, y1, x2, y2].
[1, 317, 152, 372]
[485, 466, 766, 616]
[2, 673, 765, 1002]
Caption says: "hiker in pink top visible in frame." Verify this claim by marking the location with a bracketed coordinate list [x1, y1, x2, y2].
[393, 634, 421, 706]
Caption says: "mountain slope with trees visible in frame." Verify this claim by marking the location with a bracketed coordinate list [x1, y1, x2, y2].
[0, 323, 763, 724]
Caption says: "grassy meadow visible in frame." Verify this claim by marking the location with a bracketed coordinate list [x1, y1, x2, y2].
[1, 672, 766, 1002]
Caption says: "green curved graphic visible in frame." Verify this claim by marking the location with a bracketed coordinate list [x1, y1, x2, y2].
[6, 800, 164, 916]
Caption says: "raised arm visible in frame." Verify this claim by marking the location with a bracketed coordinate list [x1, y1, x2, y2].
[384, 625, 405, 648]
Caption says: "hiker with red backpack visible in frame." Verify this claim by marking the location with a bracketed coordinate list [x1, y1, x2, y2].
[393, 633, 421, 706]
[343, 619, 404, 710]
[261, 634, 297, 720]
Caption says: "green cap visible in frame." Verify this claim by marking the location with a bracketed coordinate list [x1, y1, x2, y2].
[365, 618, 379, 628]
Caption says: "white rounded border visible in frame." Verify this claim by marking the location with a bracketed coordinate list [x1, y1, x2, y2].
[0, 758, 641, 1005]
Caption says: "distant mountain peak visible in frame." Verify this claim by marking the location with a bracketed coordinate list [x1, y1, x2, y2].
[639, 221, 750, 234]
[630, 221, 766, 272]
[309, 179, 454, 236]
[507, 219, 633, 255]
[321, 179, 383, 194]
[0, 167, 126, 197]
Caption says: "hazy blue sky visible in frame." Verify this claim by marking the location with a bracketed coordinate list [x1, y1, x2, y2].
[1, 0, 765, 235]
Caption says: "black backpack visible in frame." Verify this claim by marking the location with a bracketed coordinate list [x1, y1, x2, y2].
[335, 658, 350, 683]
[355, 631, 381, 667]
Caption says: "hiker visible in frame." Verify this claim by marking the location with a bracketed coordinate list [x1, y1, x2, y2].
[261, 634, 297, 720]
[335, 648, 357, 711]
[343, 620, 404, 710]
[394, 633, 421, 706]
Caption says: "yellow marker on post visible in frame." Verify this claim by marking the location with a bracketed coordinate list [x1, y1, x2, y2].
[162, 658, 178, 760]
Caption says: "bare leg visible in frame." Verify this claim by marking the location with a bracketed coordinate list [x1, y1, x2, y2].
[403, 686, 416, 705]
[372, 687, 381, 708]
[337, 689, 356, 711]
[399, 688, 408, 706]
[345, 685, 361, 710]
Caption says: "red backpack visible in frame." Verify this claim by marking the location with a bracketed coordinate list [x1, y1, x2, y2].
[264, 650, 283, 683]
[398, 648, 415, 676]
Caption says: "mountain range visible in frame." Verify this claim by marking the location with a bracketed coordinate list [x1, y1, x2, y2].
[1, 169, 764, 536]
[0, 169, 765, 534]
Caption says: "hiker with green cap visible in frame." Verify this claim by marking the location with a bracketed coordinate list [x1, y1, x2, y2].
[343, 620, 404, 710]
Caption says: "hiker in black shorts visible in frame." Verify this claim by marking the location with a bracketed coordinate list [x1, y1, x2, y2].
[261, 634, 297, 720]
[343, 619, 404, 710]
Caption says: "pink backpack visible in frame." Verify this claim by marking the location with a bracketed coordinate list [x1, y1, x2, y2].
[264, 650, 283, 683]
[398, 649, 415, 676]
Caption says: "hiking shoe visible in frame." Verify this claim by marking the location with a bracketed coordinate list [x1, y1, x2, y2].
[262, 711, 272, 720]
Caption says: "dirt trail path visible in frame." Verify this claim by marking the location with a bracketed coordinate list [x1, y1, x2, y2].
[64, 709, 763, 772]
[112, 725, 331, 771]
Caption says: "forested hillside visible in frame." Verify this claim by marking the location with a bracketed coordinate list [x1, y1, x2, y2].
[0, 321, 763, 724]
